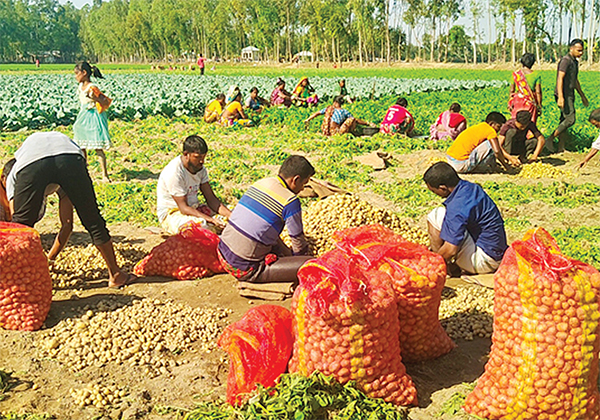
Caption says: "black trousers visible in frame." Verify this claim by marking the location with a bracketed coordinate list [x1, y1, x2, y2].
[503, 129, 538, 163]
[12, 154, 111, 245]
[555, 94, 576, 136]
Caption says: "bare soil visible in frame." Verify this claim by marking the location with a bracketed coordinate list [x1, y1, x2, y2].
[2, 147, 600, 419]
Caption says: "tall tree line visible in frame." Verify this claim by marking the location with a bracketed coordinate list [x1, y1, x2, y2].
[1, 0, 600, 63]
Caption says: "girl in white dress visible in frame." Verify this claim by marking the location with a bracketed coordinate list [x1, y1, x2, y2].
[72, 62, 112, 182]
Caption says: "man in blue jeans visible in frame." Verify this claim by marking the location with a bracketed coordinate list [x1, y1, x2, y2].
[423, 162, 508, 275]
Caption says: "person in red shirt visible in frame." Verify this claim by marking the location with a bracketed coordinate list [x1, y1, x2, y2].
[197, 54, 206, 75]
[379, 97, 415, 136]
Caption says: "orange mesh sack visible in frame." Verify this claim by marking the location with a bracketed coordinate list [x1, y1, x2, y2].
[218, 305, 294, 405]
[134, 223, 224, 280]
[288, 249, 418, 406]
[0, 222, 52, 331]
[333, 224, 455, 362]
[464, 228, 600, 420]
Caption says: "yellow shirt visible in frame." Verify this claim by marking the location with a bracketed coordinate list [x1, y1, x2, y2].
[205, 99, 222, 115]
[225, 101, 242, 114]
[446, 122, 497, 161]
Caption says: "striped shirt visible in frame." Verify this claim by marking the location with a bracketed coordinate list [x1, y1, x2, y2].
[219, 176, 308, 270]
[319, 107, 353, 125]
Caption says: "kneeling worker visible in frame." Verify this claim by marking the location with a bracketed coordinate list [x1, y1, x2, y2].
[424, 162, 508, 275]
[157, 135, 231, 234]
[218, 155, 315, 287]
[6, 131, 134, 287]
[498, 110, 546, 164]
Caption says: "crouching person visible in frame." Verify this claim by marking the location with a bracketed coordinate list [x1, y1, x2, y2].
[157, 135, 231, 235]
[218, 156, 315, 296]
[423, 162, 508, 275]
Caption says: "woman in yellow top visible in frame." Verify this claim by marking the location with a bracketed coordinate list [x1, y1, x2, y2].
[446, 112, 517, 173]
[220, 92, 254, 127]
[292, 77, 318, 107]
[204, 93, 225, 123]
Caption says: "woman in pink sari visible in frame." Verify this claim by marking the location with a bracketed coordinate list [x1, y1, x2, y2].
[270, 78, 292, 107]
[430, 102, 467, 141]
[508, 53, 542, 122]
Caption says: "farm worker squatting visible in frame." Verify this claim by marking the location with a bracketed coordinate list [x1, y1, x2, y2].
[578, 108, 600, 169]
[156, 135, 231, 235]
[430, 102, 466, 141]
[204, 94, 225, 123]
[497, 110, 546, 164]
[380, 97, 415, 136]
[445, 112, 517, 173]
[304, 95, 377, 137]
[424, 162, 508, 275]
[217, 155, 315, 284]
[4, 131, 134, 288]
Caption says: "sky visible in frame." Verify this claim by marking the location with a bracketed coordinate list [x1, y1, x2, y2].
[59, 0, 91, 8]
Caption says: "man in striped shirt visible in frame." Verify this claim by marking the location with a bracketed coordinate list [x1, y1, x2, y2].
[218, 155, 315, 284]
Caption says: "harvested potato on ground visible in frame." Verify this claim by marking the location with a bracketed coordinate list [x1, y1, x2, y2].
[517, 161, 574, 179]
[439, 286, 494, 341]
[284, 195, 428, 256]
[39, 297, 231, 374]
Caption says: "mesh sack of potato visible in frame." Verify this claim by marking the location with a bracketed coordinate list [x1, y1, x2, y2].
[464, 228, 600, 420]
[289, 249, 418, 406]
[0, 222, 52, 331]
[134, 222, 224, 280]
[218, 305, 294, 405]
[333, 224, 455, 362]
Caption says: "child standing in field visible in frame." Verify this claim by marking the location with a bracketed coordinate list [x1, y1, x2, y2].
[72, 62, 112, 182]
[578, 109, 600, 169]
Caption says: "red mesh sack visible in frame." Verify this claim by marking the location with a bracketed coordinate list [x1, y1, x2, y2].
[333, 224, 455, 362]
[0, 222, 52, 331]
[134, 222, 224, 280]
[218, 305, 294, 405]
[289, 249, 418, 406]
[464, 228, 600, 420]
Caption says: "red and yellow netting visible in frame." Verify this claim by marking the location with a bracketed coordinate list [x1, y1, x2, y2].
[464, 228, 600, 419]
[0, 222, 52, 331]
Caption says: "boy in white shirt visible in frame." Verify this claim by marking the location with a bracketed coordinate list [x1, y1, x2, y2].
[578, 109, 600, 169]
[157, 135, 231, 234]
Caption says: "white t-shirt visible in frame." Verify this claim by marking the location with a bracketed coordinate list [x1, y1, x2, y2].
[6, 131, 83, 200]
[591, 133, 600, 150]
[156, 156, 209, 222]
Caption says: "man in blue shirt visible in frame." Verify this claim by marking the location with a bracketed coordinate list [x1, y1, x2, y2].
[423, 162, 508, 274]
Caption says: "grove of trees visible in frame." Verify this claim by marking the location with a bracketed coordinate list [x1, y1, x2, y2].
[1, 0, 599, 64]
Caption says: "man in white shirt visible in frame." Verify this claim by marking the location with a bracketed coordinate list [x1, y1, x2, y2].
[7, 131, 134, 287]
[156, 135, 231, 234]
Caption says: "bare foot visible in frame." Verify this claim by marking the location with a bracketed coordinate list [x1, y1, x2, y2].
[101, 176, 111, 183]
[108, 271, 137, 288]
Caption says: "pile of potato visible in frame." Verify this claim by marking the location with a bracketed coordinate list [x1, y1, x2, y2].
[70, 383, 128, 408]
[50, 243, 146, 289]
[39, 297, 231, 374]
[296, 195, 427, 256]
[517, 161, 574, 179]
[439, 286, 494, 341]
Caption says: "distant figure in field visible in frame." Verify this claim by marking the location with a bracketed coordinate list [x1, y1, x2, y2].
[291, 77, 318, 107]
[446, 112, 517, 173]
[430, 102, 467, 141]
[245, 87, 269, 114]
[379, 97, 415, 136]
[270, 78, 293, 107]
[220, 92, 254, 127]
[338, 79, 354, 103]
[578, 109, 600, 169]
[72, 61, 113, 182]
[304, 95, 377, 136]
[197, 54, 206, 75]
[508, 53, 542, 124]
[498, 110, 546, 164]
[204, 93, 225, 123]
[547, 39, 590, 152]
